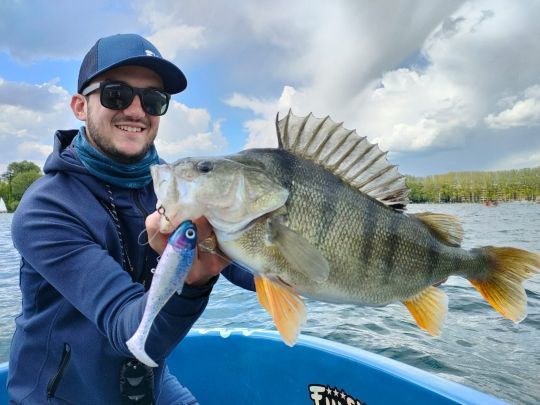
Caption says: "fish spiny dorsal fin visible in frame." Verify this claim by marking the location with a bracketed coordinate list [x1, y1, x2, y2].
[276, 111, 410, 210]
[413, 212, 464, 247]
[276, 109, 294, 149]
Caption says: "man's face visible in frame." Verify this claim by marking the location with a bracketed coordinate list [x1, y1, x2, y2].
[83, 66, 164, 163]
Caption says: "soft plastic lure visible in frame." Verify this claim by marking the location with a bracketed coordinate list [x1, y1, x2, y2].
[126, 220, 197, 367]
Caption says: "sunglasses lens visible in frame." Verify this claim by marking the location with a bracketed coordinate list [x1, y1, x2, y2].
[101, 83, 134, 110]
[99, 82, 169, 116]
[141, 90, 169, 116]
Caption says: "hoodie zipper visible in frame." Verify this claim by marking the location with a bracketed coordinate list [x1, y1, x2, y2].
[46, 343, 71, 400]
[131, 189, 153, 289]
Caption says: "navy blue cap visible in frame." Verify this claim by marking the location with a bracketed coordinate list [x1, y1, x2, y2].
[78, 33, 187, 94]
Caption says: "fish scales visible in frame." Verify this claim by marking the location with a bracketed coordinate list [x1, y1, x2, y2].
[230, 149, 465, 304]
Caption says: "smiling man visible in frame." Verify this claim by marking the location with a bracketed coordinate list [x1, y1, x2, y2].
[8, 33, 255, 404]
[76, 65, 164, 163]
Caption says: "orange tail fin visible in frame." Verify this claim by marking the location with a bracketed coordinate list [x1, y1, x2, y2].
[469, 247, 540, 322]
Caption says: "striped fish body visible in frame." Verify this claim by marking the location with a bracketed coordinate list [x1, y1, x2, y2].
[218, 148, 474, 306]
[152, 112, 539, 345]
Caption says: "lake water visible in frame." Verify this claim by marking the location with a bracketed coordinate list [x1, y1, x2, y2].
[1, 203, 539, 404]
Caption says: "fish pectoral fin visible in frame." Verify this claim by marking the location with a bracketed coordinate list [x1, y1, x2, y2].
[270, 220, 330, 283]
[403, 286, 448, 336]
[254, 275, 306, 346]
[413, 212, 464, 247]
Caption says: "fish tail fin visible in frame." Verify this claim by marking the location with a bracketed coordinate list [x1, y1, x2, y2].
[126, 335, 158, 368]
[403, 286, 448, 336]
[469, 247, 540, 322]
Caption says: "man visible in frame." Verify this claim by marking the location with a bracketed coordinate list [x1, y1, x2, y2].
[8, 33, 254, 404]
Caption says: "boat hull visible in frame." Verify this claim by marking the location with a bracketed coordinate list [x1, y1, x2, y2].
[0, 329, 504, 404]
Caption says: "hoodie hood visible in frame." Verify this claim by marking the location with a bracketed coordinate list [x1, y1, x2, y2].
[44, 129, 86, 175]
[44, 129, 111, 202]
[43, 128, 156, 211]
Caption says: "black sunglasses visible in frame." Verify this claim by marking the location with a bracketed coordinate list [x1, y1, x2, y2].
[81, 81, 171, 116]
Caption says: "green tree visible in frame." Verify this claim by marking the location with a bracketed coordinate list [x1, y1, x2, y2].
[0, 182, 8, 208]
[405, 166, 540, 203]
[1, 160, 43, 211]
[406, 178, 427, 202]
[0, 182, 8, 197]
[3, 161, 41, 179]
[11, 172, 42, 201]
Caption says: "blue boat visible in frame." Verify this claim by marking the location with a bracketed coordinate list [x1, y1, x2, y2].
[0, 329, 505, 404]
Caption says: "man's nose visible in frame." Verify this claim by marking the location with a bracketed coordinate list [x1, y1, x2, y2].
[122, 94, 145, 118]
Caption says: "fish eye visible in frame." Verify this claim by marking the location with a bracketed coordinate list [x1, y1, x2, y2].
[185, 228, 196, 239]
[196, 160, 214, 174]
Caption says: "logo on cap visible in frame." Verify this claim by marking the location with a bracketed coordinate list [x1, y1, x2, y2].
[145, 49, 157, 57]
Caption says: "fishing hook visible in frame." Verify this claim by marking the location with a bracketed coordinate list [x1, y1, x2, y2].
[157, 205, 171, 223]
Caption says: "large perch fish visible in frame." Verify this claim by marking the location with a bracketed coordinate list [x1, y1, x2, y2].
[151, 112, 540, 346]
[126, 220, 197, 367]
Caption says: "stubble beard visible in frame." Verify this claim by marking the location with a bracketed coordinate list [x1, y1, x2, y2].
[86, 105, 156, 164]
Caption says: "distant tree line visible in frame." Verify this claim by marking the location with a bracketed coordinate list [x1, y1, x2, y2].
[406, 167, 540, 203]
[0, 161, 43, 212]
[1, 160, 538, 210]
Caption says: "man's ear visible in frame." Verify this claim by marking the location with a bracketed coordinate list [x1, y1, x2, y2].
[71, 94, 87, 121]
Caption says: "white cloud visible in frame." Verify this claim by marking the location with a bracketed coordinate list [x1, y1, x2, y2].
[356, 0, 540, 156]
[17, 141, 53, 158]
[350, 66, 479, 152]
[0, 78, 68, 112]
[224, 86, 300, 149]
[495, 150, 540, 170]
[225, 93, 277, 149]
[155, 100, 227, 161]
[219, 0, 540, 176]
[485, 84, 540, 129]
[226, 93, 277, 118]
[0, 78, 75, 170]
[241, 119, 277, 150]
[147, 25, 206, 59]
[1, 1, 540, 175]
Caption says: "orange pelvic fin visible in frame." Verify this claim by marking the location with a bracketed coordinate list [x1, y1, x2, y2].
[469, 247, 540, 322]
[403, 286, 448, 336]
[254, 275, 306, 346]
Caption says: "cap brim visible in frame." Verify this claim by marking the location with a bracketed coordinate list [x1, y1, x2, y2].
[81, 56, 187, 94]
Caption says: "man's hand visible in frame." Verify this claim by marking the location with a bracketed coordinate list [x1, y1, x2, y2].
[145, 211, 230, 287]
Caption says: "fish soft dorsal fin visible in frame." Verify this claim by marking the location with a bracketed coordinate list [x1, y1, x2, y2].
[254, 275, 306, 346]
[403, 286, 448, 336]
[413, 212, 464, 247]
[276, 111, 409, 210]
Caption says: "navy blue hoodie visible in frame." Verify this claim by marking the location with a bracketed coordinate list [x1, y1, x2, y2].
[8, 129, 255, 404]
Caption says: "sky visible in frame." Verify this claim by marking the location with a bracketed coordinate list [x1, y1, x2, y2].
[1, 0, 539, 176]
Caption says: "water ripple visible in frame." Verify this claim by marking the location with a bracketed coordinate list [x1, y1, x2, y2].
[1, 204, 540, 404]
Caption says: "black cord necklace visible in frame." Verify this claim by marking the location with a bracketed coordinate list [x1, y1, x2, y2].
[104, 183, 136, 276]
